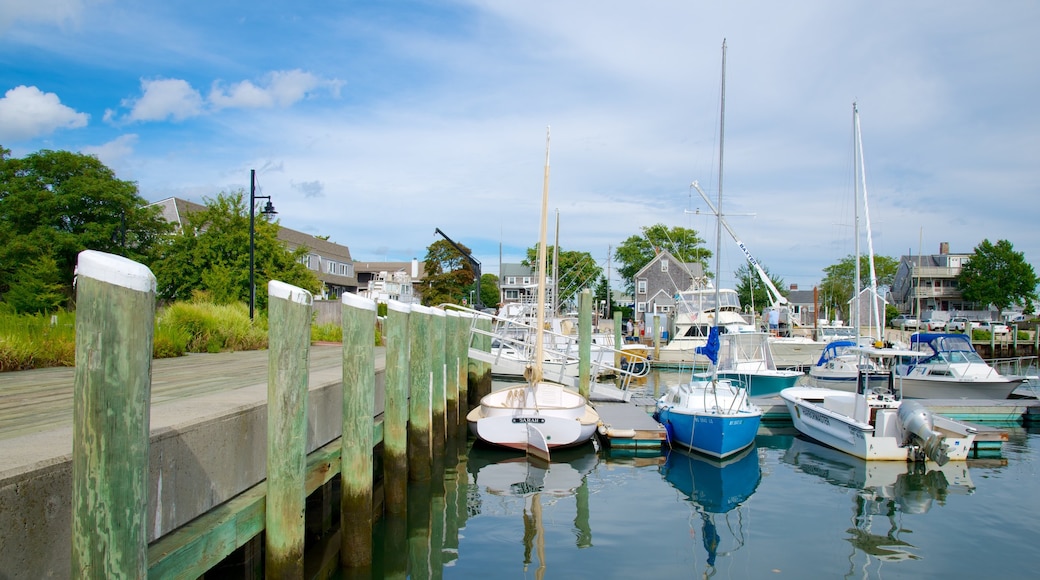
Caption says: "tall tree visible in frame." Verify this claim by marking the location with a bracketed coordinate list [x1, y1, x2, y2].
[614, 224, 711, 293]
[958, 239, 1039, 318]
[422, 238, 476, 306]
[464, 273, 500, 309]
[818, 254, 899, 321]
[151, 191, 319, 311]
[521, 245, 602, 312]
[0, 147, 171, 307]
[733, 263, 788, 314]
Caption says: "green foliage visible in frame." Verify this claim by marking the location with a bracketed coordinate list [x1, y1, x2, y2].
[158, 300, 268, 353]
[958, 239, 1039, 317]
[4, 255, 65, 314]
[521, 245, 602, 310]
[734, 263, 787, 312]
[311, 322, 343, 343]
[819, 254, 899, 321]
[463, 273, 500, 309]
[150, 191, 320, 313]
[0, 148, 172, 308]
[614, 224, 711, 293]
[422, 238, 476, 306]
[0, 310, 76, 370]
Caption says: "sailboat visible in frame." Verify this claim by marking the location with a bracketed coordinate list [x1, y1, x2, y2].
[780, 104, 978, 463]
[466, 128, 601, 457]
[653, 40, 763, 459]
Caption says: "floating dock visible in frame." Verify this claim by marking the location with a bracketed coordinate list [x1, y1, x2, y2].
[594, 395, 666, 453]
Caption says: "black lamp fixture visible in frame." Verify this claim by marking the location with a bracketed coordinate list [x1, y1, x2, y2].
[249, 168, 277, 320]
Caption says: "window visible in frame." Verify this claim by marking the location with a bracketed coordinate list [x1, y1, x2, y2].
[661, 260, 669, 273]
[637, 302, 647, 313]
[523, 277, 531, 285]
[505, 289, 519, 300]
[637, 279, 647, 294]
[506, 276, 517, 285]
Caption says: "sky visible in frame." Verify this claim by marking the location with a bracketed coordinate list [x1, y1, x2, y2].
[2, 1, 1039, 292]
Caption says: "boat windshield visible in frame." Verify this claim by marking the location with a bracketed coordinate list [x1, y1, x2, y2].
[913, 334, 987, 365]
[674, 289, 741, 316]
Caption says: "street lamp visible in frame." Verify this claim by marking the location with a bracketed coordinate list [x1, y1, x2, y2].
[249, 169, 276, 320]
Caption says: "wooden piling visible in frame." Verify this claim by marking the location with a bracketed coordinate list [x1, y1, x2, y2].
[339, 292, 376, 568]
[431, 307, 447, 448]
[579, 289, 592, 400]
[71, 250, 155, 579]
[444, 310, 461, 431]
[384, 300, 411, 514]
[408, 304, 433, 482]
[456, 311, 472, 420]
[264, 280, 313, 578]
[613, 311, 623, 367]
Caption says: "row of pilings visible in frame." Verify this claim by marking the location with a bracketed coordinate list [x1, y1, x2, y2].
[70, 250, 492, 578]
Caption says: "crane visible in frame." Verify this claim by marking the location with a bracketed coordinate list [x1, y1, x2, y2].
[434, 228, 483, 310]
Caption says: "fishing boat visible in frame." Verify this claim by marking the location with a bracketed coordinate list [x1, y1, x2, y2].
[656, 286, 755, 366]
[892, 332, 1025, 399]
[467, 129, 601, 456]
[653, 40, 763, 460]
[712, 331, 802, 396]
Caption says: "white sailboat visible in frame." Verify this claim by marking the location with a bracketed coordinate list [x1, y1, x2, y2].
[781, 103, 978, 463]
[653, 40, 763, 460]
[467, 128, 601, 456]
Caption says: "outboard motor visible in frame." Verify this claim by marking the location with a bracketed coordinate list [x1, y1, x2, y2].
[898, 401, 949, 465]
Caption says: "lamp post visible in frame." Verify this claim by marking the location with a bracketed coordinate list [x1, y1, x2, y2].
[249, 169, 277, 320]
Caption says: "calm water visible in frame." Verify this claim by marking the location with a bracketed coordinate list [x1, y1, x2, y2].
[343, 374, 1039, 579]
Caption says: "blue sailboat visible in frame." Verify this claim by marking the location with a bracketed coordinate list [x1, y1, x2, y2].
[652, 40, 762, 459]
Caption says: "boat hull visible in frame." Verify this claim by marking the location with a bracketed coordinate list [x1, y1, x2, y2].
[768, 338, 825, 370]
[717, 370, 802, 397]
[779, 386, 976, 462]
[654, 381, 762, 459]
[466, 383, 600, 451]
[896, 376, 1023, 400]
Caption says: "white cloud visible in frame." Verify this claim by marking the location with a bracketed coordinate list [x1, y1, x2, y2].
[0, 85, 88, 141]
[82, 133, 137, 168]
[209, 69, 342, 110]
[124, 78, 204, 122]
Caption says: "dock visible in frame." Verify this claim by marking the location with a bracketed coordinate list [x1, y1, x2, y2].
[594, 395, 666, 452]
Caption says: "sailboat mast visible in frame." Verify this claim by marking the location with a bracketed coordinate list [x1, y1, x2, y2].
[533, 127, 551, 385]
[853, 103, 862, 337]
[714, 39, 726, 332]
[856, 105, 882, 338]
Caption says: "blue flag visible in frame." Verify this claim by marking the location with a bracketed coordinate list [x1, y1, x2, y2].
[695, 326, 720, 366]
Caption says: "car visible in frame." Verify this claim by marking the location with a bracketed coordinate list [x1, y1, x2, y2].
[975, 320, 1010, 335]
[924, 319, 947, 331]
[890, 314, 918, 329]
[948, 317, 969, 332]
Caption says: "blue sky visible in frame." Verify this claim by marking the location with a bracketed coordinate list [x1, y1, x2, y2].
[2, 1, 1039, 292]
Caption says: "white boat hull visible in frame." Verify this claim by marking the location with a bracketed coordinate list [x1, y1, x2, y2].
[467, 383, 600, 451]
[780, 385, 976, 462]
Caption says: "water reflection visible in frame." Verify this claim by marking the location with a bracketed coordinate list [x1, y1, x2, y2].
[781, 436, 975, 573]
[659, 445, 762, 572]
[467, 443, 600, 577]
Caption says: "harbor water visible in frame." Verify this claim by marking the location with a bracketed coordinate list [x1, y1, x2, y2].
[336, 373, 1038, 579]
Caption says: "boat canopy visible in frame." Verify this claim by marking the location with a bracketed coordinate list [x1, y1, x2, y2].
[909, 333, 986, 365]
[674, 288, 741, 316]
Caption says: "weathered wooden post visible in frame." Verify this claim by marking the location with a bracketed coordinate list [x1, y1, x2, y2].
[431, 307, 447, 448]
[384, 300, 411, 515]
[613, 311, 623, 367]
[469, 314, 493, 405]
[579, 289, 592, 400]
[409, 304, 433, 481]
[265, 280, 313, 578]
[71, 250, 155, 579]
[445, 309, 461, 430]
[653, 314, 661, 361]
[340, 293, 376, 568]
[456, 311, 472, 421]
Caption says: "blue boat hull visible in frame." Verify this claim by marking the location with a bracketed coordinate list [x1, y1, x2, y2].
[655, 406, 761, 459]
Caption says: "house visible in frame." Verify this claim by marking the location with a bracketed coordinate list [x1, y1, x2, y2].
[498, 263, 538, 307]
[889, 242, 989, 319]
[631, 249, 707, 319]
[787, 285, 821, 325]
[150, 197, 358, 300]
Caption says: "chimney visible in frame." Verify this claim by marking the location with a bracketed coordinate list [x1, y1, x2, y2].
[939, 242, 949, 255]
[790, 283, 798, 291]
[411, 258, 419, 278]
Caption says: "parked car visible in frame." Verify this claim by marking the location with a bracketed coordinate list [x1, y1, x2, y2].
[975, 320, 1010, 335]
[891, 314, 918, 329]
[924, 319, 947, 331]
[948, 317, 969, 332]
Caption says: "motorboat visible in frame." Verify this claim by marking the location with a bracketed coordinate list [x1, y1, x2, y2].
[712, 331, 802, 396]
[780, 370, 977, 463]
[656, 286, 755, 366]
[893, 332, 1025, 399]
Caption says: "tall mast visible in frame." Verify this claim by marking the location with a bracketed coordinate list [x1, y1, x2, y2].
[853, 103, 862, 337]
[532, 126, 551, 385]
[714, 39, 727, 332]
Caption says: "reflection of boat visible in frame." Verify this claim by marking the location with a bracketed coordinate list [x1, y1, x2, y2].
[893, 333, 1025, 399]
[659, 445, 761, 568]
[713, 331, 802, 396]
[782, 436, 974, 567]
[653, 41, 762, 460]
[468, 443, 599, 575]
[466, 130, 601, 456]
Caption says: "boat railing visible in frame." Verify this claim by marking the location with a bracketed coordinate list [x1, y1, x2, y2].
[444, 304, 650, 392]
